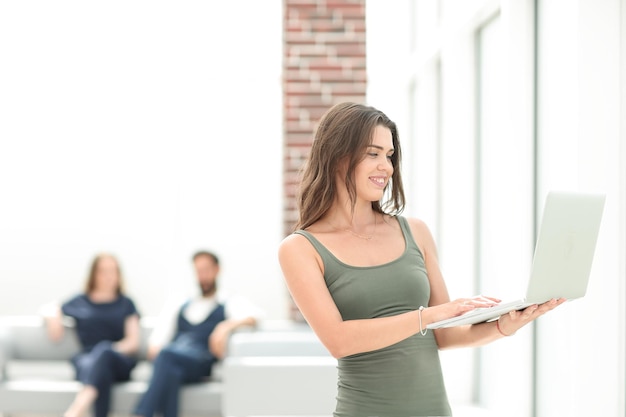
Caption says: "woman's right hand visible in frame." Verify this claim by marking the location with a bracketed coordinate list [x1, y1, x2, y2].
[429, 295, 500, 323]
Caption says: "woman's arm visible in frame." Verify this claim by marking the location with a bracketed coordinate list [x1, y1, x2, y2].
[112, 314, 140, 355]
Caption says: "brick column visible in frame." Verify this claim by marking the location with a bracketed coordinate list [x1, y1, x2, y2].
[283, 0, 367, 320]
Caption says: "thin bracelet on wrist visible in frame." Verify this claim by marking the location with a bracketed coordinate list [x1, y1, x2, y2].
[418, 306, 427, 336]
[496, 317, 514, 336]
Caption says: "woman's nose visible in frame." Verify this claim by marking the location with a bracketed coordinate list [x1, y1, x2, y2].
[378, 158, 393, 171]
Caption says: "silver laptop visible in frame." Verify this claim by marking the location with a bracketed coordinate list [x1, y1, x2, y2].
[427, 191, 606, 329]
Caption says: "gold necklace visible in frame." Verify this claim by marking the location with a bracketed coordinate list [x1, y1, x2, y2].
[333, 215, 378, 241]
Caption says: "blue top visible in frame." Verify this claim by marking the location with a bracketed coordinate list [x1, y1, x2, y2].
[295, 216, 451, 417]
[62, 294, 139, 352]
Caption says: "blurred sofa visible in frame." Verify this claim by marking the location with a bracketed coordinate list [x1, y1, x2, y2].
[0, 316, 338, 417]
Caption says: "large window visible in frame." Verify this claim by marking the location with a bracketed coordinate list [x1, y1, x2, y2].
[368, 0, 624, 415]
[475, 13, 535, 416]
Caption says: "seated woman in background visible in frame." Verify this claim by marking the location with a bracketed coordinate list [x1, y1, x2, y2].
[43, 253, 140, 417]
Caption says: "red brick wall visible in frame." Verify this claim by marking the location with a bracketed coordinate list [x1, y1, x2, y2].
[282, 0, 367, 320]
[283, 0, 367, 237]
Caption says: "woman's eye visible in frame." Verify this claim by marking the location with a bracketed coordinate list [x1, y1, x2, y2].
[367, 152, 378, 158]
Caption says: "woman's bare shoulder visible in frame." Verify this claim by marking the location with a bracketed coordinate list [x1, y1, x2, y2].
[278, 231, 318, 259]
[401, 216, 432, 235]
[400, 216, 436, 249]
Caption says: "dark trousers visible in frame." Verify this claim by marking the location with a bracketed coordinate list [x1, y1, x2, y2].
[71, 341, 137, 417]
[133, 344, 215, 417]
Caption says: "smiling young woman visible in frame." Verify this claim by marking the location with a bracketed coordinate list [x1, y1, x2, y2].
[278, 102, 565, 417]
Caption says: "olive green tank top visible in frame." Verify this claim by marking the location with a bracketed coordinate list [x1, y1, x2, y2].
[295, 216, 452, 417]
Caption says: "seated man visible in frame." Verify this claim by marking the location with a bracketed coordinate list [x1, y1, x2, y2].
[134, 250, 264, 417]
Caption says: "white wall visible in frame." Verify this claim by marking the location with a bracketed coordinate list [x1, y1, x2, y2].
[0, 1, 288, 319]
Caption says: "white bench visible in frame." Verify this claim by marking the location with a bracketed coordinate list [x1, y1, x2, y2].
[0, 316, 338, 417]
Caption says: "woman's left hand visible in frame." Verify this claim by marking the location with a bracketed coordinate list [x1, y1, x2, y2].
[497, 297, 567, 336]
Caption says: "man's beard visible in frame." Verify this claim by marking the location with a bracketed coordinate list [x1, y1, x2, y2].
[200, 281, 216, 296]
